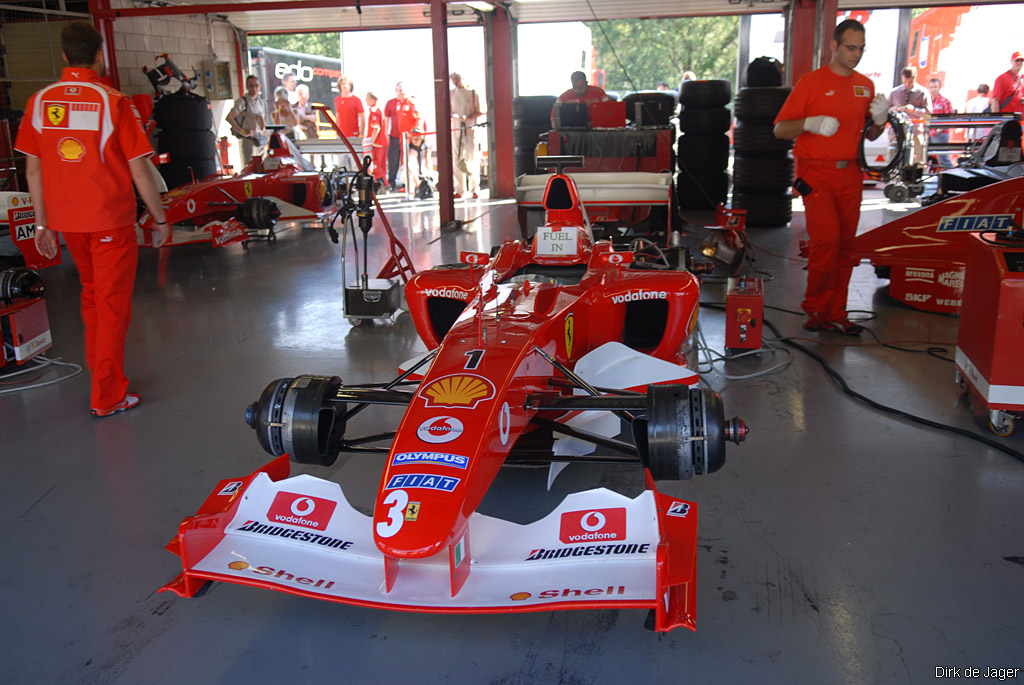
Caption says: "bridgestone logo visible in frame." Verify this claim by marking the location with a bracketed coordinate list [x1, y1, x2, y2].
[423, 287, 469, 300]
[526, 543, 651, 561]
[237, 520, 354, 550]
[13, 210, 33, 221]
[611, 290, 668, 304]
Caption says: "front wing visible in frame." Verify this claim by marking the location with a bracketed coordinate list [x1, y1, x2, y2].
[161, 457, 702, 632]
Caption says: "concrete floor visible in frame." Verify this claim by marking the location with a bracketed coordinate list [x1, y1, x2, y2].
[2, 189, 1023, 685]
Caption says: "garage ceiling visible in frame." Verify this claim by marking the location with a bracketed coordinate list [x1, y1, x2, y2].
[128, 0, 985, 34]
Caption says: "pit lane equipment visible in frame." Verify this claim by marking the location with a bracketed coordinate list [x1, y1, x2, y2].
[851, 175, 1024, 314]
[1, 267, 50, 368]
[161, 165, 747, 632]
[725, 277, 764, 354]
[955, 228, 1024, 436]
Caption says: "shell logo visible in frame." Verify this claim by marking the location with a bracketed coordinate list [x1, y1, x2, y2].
[317, 178, 327, 199]
[58, 137, 85, 162]
[419, 374, 495, 409]
[509, 592, 531, 601]
[228, 561, 250, 570]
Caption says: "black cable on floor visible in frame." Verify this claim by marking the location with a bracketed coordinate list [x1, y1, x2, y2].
[759, 316, 1024, 464]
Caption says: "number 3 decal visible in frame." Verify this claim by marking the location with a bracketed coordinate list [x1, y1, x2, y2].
[376, 489, 410, 538]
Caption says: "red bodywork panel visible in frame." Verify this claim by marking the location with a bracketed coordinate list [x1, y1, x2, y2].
[851, 176, 1024, 313]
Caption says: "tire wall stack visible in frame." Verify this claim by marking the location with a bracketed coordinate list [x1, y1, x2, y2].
[732, 86, 794, 227]
[152, 93, 217, 190]
[676, 80, 732, 210]
[513, 96, 556, 177]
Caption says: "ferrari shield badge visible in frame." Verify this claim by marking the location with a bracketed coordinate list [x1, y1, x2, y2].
[244, 181, 253, 198]
[45, 103, 68, 127]
[564, 313, 574, 359]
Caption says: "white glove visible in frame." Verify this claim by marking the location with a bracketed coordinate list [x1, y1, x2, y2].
[804, 115, 839, 137]
[869, 93, 889, 126]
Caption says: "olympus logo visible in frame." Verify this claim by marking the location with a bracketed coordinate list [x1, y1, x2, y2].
[611, 290, 668, 304]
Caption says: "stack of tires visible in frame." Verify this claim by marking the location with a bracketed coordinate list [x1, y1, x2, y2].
[152, 93, 217, 190]
[676, 80, 732, 211]
[732, 86, 794, 227]
[513, 95, 556, 177]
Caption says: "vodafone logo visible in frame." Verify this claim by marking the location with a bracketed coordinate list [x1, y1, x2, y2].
[266, 491, 337, 530]
[422, 287, 469, 301]
[610, 290, 668, 304]
[559, 508, 626, 544]
[416, 416, 464, 444]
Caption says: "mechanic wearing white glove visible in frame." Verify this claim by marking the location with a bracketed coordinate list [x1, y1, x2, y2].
[773, 19, 884, 337]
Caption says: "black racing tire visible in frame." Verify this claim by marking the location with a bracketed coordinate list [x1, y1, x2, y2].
[153, 93, 213, 131]
[733, 120, 794, 157]
[732, 191, 793, 228]
[157, 129, 216, 160]
[513, 95, 557, 125]
[746, 57, 784, 88]
[677, 133, 730, 172]
[679, 79, 732, 108]
[676, 170, 729, 210]
[732, 155, 794, 192]
[734, 87, 792, 122]
[622, 91, 677, 126]
[679, 107, 731, 134]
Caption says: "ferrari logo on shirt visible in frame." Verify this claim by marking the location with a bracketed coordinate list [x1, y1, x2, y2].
[244, 182, 253, 198]
[564, 313, 575, 359]
[853, 86, 870, 98]
[46, 103, 68, 127]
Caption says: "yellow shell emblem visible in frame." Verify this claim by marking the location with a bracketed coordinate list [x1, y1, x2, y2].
[58, 137, 85, 162]
[420, 374, 495, 409]
[509, 592, 531, 601]
[227, 561, 249, 570]
[317, 178, 327, 199]
[46, 103, 67, 127]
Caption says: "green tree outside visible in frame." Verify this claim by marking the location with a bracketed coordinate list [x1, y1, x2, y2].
[585, 17, 740, 92]
[248, 32, 341, 59]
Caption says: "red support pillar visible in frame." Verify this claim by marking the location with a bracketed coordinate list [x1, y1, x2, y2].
[487, 7, 515, 199]
[431, 0, 454, 227]
[90, 0, 120, 91]
[788, 0, 838, 84]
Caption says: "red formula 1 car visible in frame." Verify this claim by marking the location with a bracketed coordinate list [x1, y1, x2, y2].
[138, 129, 340, 248]
[852, 175, 1024, 314]
[161, 157, 748, 632]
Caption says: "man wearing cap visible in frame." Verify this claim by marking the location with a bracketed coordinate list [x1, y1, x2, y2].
[15, 21, 169, 417]
[992, 51, 1024, 114]
[774, 19, 885, 336]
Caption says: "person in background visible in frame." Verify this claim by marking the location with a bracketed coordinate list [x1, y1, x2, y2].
[887, 67, 931, 166]
[774, 18, 885, 336]
[681, 71, 697, 82]
[927, 77, 955, 169]
[992, 51, 1024, 114]
[333, 76, 365, 138]
[965, 84, 993, 142]
[383, 82, 420, 192]
[450, 71, 482, 199]
[281, 72, 299, 106]
[271, 85, 299, 140]
[293, 84, 318, 140]
[364, 91, 387, 189]
[656, 81, 671, 91]
[226, 74, 267, 165]
[555, 70, 608, 105]
[407, 125, 433, 194]
[14, 21, 170, 417]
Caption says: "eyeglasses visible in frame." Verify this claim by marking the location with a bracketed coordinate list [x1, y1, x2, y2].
[839, 43, 867, 54]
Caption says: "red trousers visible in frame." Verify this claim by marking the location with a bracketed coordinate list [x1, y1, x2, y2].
[797, 162, 863, 321]
[371, 144, 387, 182]
[62, 226, 139, 411]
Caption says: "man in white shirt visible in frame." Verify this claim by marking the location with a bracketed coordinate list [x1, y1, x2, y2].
[450, 72, 482, 198]
[226, 75, 267, 165]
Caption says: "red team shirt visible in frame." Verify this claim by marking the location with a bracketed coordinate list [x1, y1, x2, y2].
[333, 94, 365, 136]
[367, 106, 386, 146]
[555, 85, 610, 104]
[15, 67, 153, 232]
[384, 97, 419, 137]
[774, 66, 875, 161]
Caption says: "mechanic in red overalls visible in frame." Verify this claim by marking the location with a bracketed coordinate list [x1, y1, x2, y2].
[774, 19, 887, 335]
[15, 21, 170, 416]
[364, 91, 388, 189]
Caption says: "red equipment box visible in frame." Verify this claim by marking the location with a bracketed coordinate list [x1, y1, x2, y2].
[1, 298, 51, 367]
[725, 277, 763, 351]
[955, 234, 1024, 414]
